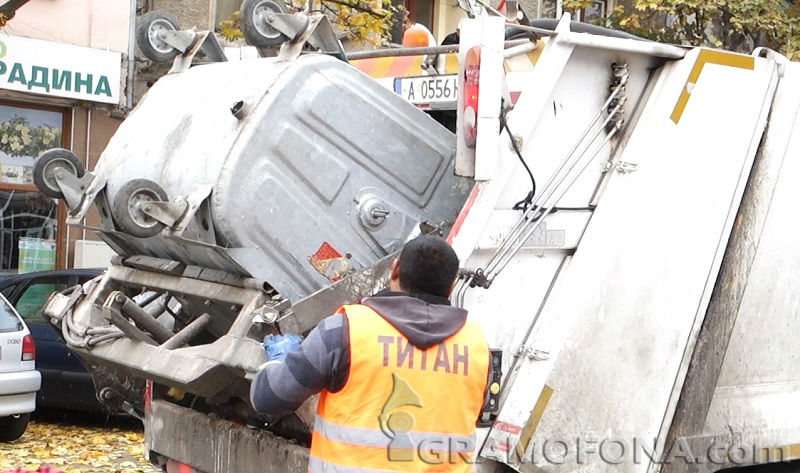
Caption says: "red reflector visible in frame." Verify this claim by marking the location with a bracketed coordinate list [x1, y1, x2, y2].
[21, 334, 34, 361]
[144, 379, 153, 414]
[166, 459, 197, 473]
[463, 46, 481, 148]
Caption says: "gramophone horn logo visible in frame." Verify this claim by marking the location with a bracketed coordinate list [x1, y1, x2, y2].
[378, 373, 423, 461]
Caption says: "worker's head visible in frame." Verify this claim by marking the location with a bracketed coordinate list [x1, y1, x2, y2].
[389, 235, 460, 298]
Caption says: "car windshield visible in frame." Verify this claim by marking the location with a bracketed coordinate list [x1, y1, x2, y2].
[0, 296, 22, 333]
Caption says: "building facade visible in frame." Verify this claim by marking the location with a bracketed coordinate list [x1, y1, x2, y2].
[142, 0, 618, 50]
[0, 0, 131, 275]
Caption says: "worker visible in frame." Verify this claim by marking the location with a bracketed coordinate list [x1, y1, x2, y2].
[250, 235, 490, 472]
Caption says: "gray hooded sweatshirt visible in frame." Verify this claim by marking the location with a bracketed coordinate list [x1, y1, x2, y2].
[250, 290, 473, 416]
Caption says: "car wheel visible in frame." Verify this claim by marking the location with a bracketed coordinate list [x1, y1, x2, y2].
[0, 413, 30, 442]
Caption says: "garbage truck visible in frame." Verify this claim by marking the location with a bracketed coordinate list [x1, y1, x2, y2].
[33, 4, 800, 473]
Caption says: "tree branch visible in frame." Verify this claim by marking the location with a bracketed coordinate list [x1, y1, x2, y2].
[0, 0, 31, 20]
[321, 0, 388, 17]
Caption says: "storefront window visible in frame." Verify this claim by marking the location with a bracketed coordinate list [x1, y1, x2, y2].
[0, 191, 59, 276]
[0, 105, 62, 185]
[0, 103, 67, 276]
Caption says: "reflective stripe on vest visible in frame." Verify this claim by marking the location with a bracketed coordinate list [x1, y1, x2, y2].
[308, 455, 401, 473]
[309, 303, 490, 473]
[314, 416, 476, 452]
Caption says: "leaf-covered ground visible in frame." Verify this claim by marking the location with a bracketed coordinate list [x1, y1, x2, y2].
[0, 413, 159, 473]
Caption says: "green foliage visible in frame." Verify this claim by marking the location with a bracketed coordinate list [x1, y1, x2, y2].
[562, 0, 800, 59]
[219, 11, 245, 42]
[323, 0, 403, 46]
[0, 116, 61, 158]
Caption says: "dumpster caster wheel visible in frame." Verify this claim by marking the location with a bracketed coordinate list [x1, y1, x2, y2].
[112, 179, 168, 238]
[33, 148, 85, 199]
[137, 11, 180, 63]
[240, 0, 290, 48]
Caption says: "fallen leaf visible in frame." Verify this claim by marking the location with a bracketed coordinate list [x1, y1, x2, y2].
[0, 421, 160, 473]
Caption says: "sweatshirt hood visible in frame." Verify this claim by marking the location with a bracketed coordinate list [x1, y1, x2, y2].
[361, 290, 467, 349]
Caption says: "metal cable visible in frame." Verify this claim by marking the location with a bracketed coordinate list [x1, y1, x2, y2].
[61, 311, 87, 348]
[87, 332, 125, 346]
[500, 108, 537, 210]
[86, 327, 123, 336]
[490, 121, 623, 277]
[484, 97, 627, 279]
[453, 92, 623, 307]
[482, 78, 628, 275]
[452, 73, 629, 308]
[64, 307, 84, 338]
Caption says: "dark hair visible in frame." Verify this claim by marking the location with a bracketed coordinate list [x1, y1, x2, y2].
[397, 235, 460, 297]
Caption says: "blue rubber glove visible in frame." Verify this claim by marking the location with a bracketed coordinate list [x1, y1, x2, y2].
[263, 334, 303, 361]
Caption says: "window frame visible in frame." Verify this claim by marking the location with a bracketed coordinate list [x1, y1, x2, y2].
[0, 100, 72, 271]
[578, 0, 607, 22]
[405, 0, 435, 30]
[0, 292, 23, 333]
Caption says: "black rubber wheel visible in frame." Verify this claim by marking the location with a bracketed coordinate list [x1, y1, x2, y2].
[33, 148, 85, 199]
[112, 179, 169, 238]
[0, 413, 29, 442]
[136, 11, 180, 63]
[240, 0, 290, 48]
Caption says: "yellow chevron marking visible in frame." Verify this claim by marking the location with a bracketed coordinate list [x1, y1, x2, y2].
[671, 49, 755, 124]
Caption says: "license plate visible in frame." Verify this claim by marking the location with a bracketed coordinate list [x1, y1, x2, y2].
[395, 75, 458, 107]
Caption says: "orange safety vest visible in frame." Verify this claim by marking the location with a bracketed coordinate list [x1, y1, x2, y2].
[309, 303, 490, 473]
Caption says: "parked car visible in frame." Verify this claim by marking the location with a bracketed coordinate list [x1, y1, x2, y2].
[0, 269, 103, 412]
[0, 293, 40, 441]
